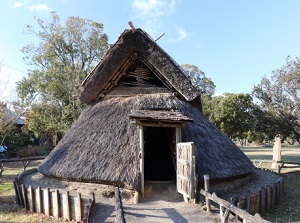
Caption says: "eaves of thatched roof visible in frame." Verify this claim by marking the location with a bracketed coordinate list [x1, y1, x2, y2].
[38, 94, 255, 190]
[79, 29, 200, 104]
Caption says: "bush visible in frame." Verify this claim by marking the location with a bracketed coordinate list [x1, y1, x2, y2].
[17, 145, 48, 157]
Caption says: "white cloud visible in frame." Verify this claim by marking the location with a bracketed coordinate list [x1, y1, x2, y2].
[27, 3, 51, 12]
[131, 0, 176, 36]
[132, 0, 176, 18]
[10, 1, 28, 8]
[168, 27, 192, 42]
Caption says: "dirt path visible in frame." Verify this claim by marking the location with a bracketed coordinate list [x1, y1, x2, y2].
[21, 173, 221, 222]
[87, 182, 220, 223]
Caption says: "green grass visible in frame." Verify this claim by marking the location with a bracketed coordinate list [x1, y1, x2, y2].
[241, 146, 300, 222]
[0, 162, 62, 222]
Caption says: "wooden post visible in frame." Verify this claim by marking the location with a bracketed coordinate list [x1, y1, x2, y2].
[204, 174, 211, 212]
[53, 190, 60, 218]
[271, 135, 281, 169]
[22, 184, 28, 210]
[29, 185, 35, 212]
[266, 185, 271, 211]
[37, 186, 42, 214]
[63, 191, 71, 221]
[175, 128, 182, 143]
[115, 187, 126, 223]
[13, 181, 20, 205]
[271, 185, 276, 208]
[77, 192, 82, 221]
[133, 191, 139, 204]
[220, 205, 230, 223]
[246, 191, 251, 212]
[45, 188, 50, 216]
[259, 187, 266, 214]
[139, 125, 144, 198]
[253, 192, 260, 214]
[279, 178, 283, 202]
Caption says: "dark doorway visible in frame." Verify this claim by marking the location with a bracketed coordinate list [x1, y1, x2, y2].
[144, 127, 176, 181]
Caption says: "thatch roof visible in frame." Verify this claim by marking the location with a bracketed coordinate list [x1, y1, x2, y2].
[38, 93, 254, 190]
[79, 28, 200, 104]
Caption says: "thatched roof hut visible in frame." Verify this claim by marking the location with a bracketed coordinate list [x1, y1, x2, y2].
[38, 28, 254, 191]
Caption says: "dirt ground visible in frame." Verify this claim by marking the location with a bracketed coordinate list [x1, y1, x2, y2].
[19, 168, 281, 223]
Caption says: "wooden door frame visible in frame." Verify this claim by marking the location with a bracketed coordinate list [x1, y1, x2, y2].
[139, 126, 182, 198]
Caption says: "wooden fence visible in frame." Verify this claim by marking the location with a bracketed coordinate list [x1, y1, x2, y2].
[200, 189, 271, 223]
[200, 172, 284, 223]
[14, 169, 95, 223]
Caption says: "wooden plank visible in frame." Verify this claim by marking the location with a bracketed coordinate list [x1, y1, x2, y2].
[17, 184, 24, 207]
[238, 195, 246, 210]
[253, 192, 260, 214]
[63, 191, 71, 221]
[245, 191, 251, 213]
[220, 205, 230, 223]
[276, 180, 281, 205]
[139, 125, 144, 198]
[37, 186, 42, 214]
[77, 192, 82, 221]
[266, 185, 271, 211]
[53, 190, 60, 218]
[115, 187, 126, 223]
[29, 185, 35, 212]
[21, 184, 28, 210]
[0, 156, 46, 163]
[271, 185, 276, 208]
[259, 187, 266, 214]
[176, 142, 195, 201]
[44, 188, 50, 216]
[279, 177, 283, 202]
[13, 181, 20, 205]
[204, 174, 211, 212]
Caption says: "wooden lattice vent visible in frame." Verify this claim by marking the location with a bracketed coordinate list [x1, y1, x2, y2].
[126, 67, 154, 87]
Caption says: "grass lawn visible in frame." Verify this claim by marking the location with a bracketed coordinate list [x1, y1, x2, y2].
[0, 161, 64, 223]
[241, 145, 300, 222]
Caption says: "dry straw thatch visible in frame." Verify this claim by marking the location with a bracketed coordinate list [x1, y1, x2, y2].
[39, 93, 254, 190]
[38, 28, 254, 190]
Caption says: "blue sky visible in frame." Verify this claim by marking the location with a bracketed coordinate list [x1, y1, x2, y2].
[1, 0, 300, 101]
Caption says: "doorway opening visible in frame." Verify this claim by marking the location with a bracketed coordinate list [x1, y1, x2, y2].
[144, 127, 176, 181]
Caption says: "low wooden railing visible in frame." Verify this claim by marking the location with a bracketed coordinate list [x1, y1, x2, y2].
[114, 187, 126, 223]
[14, 169, 95, 223]
[200, 172, 284, 223]
[200, 189, 271, 223]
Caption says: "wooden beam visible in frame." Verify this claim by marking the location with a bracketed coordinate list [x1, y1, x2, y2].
[130, 120, 184, 128]
[0, 156, 46, 163]
[139, 126, 144, 198]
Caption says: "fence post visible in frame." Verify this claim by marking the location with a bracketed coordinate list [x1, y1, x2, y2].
[37, 186, 42, 214]
[204, 174, 211, 212]
[21, 184, 28, 210]
[245, 191, 251, 213]
[29, 185, 35, 212]
[53, 190, 60, 218]
[13, 181, 21, 205]
[63, 191, 71, 221]
[259, 187, 266, 214]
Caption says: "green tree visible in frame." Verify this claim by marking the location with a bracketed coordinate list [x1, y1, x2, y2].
[16, 12, 109, 133]
[252, 56, 300, 140]
[205, 93, 255, 139]
[181, 64, 216, 96]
